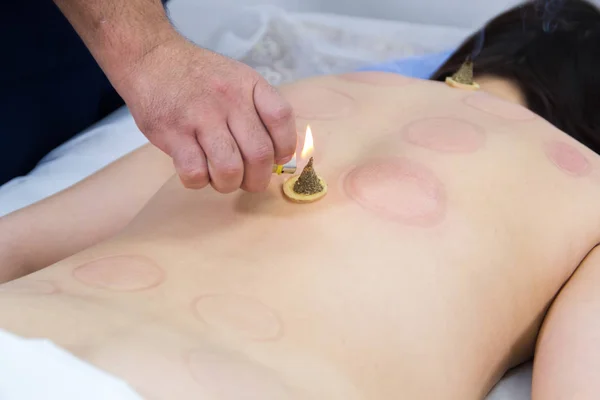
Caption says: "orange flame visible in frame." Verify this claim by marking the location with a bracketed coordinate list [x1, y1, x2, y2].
[301, 125, 314, 159]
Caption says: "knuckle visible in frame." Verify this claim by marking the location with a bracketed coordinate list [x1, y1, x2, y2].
[180, 165, 209, 183]
[218, 162, 243, 180]
[185, 167, 209, 181]
[246, 143, 274, 165]
[209, 132, 238, 156]
[176, 155, 208, 182]
[268, 101, 293, 123]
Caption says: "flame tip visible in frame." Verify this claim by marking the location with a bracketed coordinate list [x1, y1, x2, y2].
[300, 125, 314, 159]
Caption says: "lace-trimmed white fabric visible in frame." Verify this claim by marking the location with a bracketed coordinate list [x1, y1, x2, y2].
[206, 6, 470, 85]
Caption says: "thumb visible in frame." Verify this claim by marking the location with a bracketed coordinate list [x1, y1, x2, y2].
[253, 79, 297, 164]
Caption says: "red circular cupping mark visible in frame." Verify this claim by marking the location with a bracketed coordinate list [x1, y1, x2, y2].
[72, 255, 165, 292]
[402, 117, 486, 153]
[192, 294, 283, 341]
[543, 140, 591, 177]
[344, 157, 447, 227]
[284, 86, 356, 120]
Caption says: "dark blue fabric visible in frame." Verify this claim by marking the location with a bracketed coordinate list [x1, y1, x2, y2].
[0, 0, 169, 186]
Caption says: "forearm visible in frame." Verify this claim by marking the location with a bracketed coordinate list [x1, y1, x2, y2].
[0, 145, 174, 283]
[0, 227, 28, 284]
[532, 246, 600, 399]
[53, 0, 178, 87]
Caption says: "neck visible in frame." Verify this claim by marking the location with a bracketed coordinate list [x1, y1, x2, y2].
[475, 75, 527, 106]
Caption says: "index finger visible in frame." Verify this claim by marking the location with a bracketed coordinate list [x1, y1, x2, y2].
[252, 79, 297, 164]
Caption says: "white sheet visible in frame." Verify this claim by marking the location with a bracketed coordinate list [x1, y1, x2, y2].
[0, 329, 143, 400]
[0, 107, 147, 216]
[0, 6, 533, 399]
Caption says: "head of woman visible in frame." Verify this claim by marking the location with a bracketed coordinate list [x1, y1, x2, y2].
[431, 0, 600, 153]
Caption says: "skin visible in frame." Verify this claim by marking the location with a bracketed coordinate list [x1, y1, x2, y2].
[1, 72, 600, 399]
[52, 0, 297, 192]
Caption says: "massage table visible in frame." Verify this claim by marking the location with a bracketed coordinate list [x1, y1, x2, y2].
[0, 3, 533, 399]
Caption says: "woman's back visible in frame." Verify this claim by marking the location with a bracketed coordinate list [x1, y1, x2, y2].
[1, 72, 599, 399]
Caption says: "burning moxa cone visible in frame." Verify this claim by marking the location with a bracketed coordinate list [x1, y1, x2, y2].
[283, 157, 328, 203]
[445, 59, 480, 91]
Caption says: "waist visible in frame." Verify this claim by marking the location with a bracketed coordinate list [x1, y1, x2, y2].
[0, 235, 540, 398]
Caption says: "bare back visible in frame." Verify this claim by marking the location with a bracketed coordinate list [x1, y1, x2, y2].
[2, 72, 600, 400]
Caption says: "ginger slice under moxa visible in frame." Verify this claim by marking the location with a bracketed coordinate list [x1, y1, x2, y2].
[283, 157, 328, 203]
[445, 59, 480, 91]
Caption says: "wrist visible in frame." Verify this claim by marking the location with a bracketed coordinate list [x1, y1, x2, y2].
[109, 32, 199, 107]
[0, 219, 30, 283]
[53, 0, 177, 87]
[98, 21, 180, 89]
[0, 251, 29, 284]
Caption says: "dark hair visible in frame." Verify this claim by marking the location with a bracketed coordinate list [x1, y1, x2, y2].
[431, 0, 600, 153]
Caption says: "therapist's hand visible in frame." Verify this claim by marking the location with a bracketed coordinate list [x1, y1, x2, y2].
[118, 37, 297, 192]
